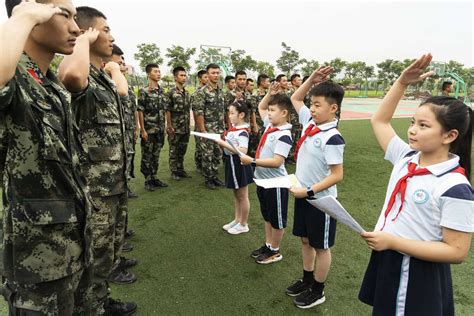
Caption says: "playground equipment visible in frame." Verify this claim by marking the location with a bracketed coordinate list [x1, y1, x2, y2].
[430, 61, 470, 103]
[199, 45, 234, 78]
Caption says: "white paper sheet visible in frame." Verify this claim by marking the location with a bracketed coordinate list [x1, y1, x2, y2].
[190, 131, 221, 141]
[253, 174, 302, 189]
[308, 196, 365, 233]
[226, 139, 245, 157]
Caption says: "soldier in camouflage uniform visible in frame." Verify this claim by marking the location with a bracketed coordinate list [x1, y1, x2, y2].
[193, 64, 226, 190]
[166, 67, 192, 180]
[0, 2, 93, 314]
[248, 74, 271, 157]
[60, 6, 136, 315]
[191, 70, 208, 174]
[138, 63, 169, 191]
[224, 71, 255, 131]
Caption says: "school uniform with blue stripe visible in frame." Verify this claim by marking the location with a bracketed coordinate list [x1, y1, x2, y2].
[359, 135, 474, 316]
[224, 124, 253, 189]
[293, 106, 345, 249]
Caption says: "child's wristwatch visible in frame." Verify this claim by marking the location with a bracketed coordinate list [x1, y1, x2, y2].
[251, 158, 257, 167]
[306, 187, 315, 198]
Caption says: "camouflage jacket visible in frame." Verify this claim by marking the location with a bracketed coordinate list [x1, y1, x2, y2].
[250, 90, 267, 128]
[120, 86, 137, 131]
[72, 65, 128, 197]
[137, 85, 168, 134]
[166, 86, 190, 134]
[224, 87, 252, 109]
[193, 84, 225, 134]
[0, 113, 6, 186]
[0, 53, 92, 284]
[282, 90, 299, 124]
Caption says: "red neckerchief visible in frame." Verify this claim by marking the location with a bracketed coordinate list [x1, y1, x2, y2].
[294, 123, 321, 161]
[224, 126, 249, 137]
[255, 126, 280, 159]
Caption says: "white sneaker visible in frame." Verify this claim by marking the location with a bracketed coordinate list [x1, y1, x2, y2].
[228, 223, 249, 235]
[222, 220, 238, 231]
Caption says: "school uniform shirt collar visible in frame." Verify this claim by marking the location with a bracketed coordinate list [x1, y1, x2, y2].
[232, 123, 250, 129]
[270, 123, 292, 131]
[408, 152, 460, 176]
[315, 119, 339, 131]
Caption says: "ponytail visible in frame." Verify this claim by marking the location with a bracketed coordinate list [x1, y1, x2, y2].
[420, 96, 472, 181]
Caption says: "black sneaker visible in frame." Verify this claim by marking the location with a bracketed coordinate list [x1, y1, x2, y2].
[250, 245, 269, 258]
[205, 180, 217, 190]
[293, 289, 326, 309]
[117, 256, 138, 270]
[122, 241, 133, 252]
[144, 181, 155, 191]
[105, 297, 137, 315]
[255, 247, 283, 264]
[152, 178, 168, 188]
[177, 170, 192, 178]
[171, 172, 181, 180]
[213, 178, 225, 187]
[108, 269, 137, 285]
[125, 230, 135, 239]
[286, 279, 313, 297]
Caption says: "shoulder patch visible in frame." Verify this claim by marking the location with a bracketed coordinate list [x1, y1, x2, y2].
[441, 183, 474, 201]
[403, 151, 417, 158]
[239, 131, 249, 138]
[326, 134, 345, 145]
[278, 135, 292, 145]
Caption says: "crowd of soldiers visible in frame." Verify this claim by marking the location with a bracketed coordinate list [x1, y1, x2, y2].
[0, 1, 313, 315]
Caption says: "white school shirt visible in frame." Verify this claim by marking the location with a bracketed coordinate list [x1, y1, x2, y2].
[296, 106, 345, 198]
[254, 117, 292, 180]
[374, 135, 474, 241]
[224, 124, 249, 156]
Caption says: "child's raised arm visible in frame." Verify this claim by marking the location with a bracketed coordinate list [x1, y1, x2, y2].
[371, 54, 434, 152]
[291, 66, 333, 114]
[258, 82, 280, 120]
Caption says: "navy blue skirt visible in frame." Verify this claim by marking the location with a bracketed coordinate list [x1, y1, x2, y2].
[359, 250, 454, 316]
[224, 154, 254, 189]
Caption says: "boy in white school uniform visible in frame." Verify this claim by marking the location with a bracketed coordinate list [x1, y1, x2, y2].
[287, 66, 346, 308]
[241, 83, 293, 264]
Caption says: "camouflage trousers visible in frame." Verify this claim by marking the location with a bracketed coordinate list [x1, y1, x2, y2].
[248, 126, 265, 158]
[168, 133, 189, 173]
[289, 108, 302, 159]
[125, 128, 135, 180]
[194, 134, 203, 171]
[140, 132, 164, 181]
[201, 138, 222, 181]
[90, 193, 127, 315]
[2, 267, 93, 316]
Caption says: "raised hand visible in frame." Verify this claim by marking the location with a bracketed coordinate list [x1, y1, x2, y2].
[398, 53, 434, 86]
[79, 27, 100, 45]
[269, 82, 280, 96]
[12, 0, 62, 25]
[309, 66, 334, 85]
[104, 61, 120, 75]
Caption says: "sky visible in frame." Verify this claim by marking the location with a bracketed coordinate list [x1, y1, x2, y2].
[1, 0, 472, 74]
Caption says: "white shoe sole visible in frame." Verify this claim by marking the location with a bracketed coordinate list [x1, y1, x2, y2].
[256, 254, 283, 264]
[227, 227, 249, 235]
[222, 221, 237, 231]
[295, 295, 326, 309]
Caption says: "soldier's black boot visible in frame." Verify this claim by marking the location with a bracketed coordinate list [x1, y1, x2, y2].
[177, 170, 192, 178]
[108, 268, 137, 285]
[125, 229, 135, 239]
[205, 180, 216, 190]
[105, 297, 137, 315]
[144, 180, 155, 191]
[213, 178, 225, 187]
[171, 172, 181, 180]
[152, 178, 168, 188]
[122, 241, 133, 252]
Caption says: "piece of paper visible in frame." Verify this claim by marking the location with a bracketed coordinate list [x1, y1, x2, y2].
[308, 196, 365, 234]
[190, 131, 221, 141]
[226, 139, 245, 157]
[253, 174, 302, 189]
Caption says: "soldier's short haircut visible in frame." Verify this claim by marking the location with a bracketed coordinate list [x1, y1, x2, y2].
[76, 6, 106, 29]
[112, 44, 124, 56]
[6, 0, 48, 17]
[235, 70, 247, 78]
[206, 63, 220, 71]
[268, 94, 292, 116]
[442, 81, 452, 91]
[224, 76, 235, 84]
[197, 70, 207, 78]
[257, 74, 269, 87]
[290, 74, 301, 82]
[246, 78, 254, 84]
[230, 101, 249, 119]
[145, 63, 159, 74]
[275, 74, 287, 82]
[173, 66, 186, 76]
[302, 75, 310, 83]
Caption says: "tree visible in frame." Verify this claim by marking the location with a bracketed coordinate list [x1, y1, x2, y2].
[322, 58, 347, 79]
[376, 59, 404, 87]
[165, 45, 196, 71]
[255, 61, 275, 78]
[276, 42, 301, 75]
[196, 47, 228, 70]
[300, 59, 319, 76]
[230, 49, 257, 72]
[446, 60, 464, 74]
[134, 43, 163, 72]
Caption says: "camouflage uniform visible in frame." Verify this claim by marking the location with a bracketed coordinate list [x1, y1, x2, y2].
[190, 90, 203, 172]
[286, 89, 302, 161]
[248, 90, 266, 157]
[120, 87, 137, 181]
[166, 86, 191, 174]
[137, 86, 167, 182]
[193, 84, 225, 182]
[72, 65, 128, 314]
[0, 54, 92, 315]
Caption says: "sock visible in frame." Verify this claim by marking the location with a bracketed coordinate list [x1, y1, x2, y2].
[266, 242, 271, 248]
[312, 280, 325, 294]
[269, 246, 279, 252]
[303, 270, 314, 284]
